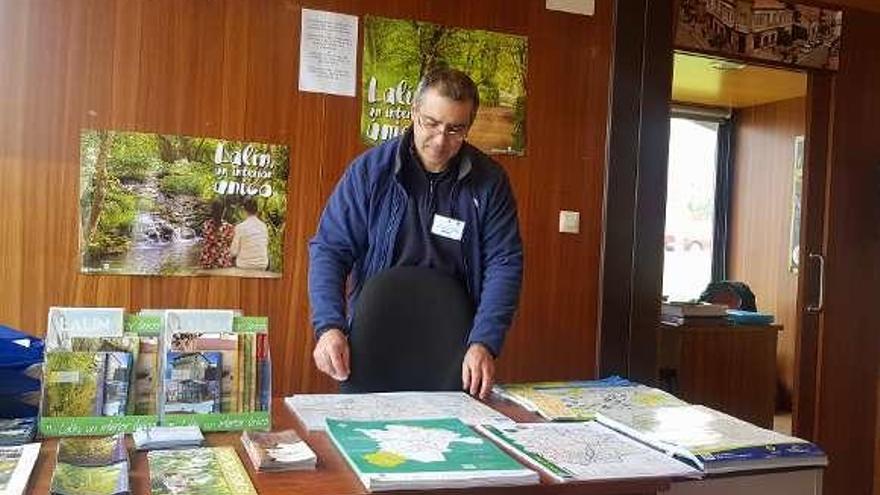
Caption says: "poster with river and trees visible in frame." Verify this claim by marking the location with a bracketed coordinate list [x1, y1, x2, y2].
[79, 129, 288, 278]
[361, 15, 528, 155]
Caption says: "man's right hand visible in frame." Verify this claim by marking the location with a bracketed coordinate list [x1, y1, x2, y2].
[313, 328, 350, 381]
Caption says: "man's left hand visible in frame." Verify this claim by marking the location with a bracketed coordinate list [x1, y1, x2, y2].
[462, 343, 495, 400]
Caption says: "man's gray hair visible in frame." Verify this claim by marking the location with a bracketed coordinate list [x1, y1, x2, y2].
[413, 67, 480, 125]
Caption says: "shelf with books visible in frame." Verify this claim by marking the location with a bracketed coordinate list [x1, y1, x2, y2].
[38, 309, 272, 436]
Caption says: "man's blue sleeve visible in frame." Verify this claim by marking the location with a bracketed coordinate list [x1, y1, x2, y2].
[308, 160, 370, 338]
[467, 173, 524, 356]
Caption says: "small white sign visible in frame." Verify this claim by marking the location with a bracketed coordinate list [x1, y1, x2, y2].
[299, 8, 359, 97]
[431, 214, 466, 241]
[546, 0, 595, 16]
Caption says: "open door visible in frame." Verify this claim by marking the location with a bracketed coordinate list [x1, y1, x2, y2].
[792, 73, 832, 440]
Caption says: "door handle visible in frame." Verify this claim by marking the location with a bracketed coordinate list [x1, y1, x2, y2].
[806, 253, 825, 313]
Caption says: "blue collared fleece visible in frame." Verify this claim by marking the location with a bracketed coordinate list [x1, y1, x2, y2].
[308, 129, 523, 356]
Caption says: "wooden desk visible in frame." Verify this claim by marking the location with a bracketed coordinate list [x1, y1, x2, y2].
[657, 323, 782, 428]
[25, 399, 666, 495]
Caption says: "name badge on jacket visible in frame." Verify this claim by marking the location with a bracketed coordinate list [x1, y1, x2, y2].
[431, 214, 465, 241]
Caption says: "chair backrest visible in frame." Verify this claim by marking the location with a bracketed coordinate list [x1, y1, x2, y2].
[344, 266, 474, 393]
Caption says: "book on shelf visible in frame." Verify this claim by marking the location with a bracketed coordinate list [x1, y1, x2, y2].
[43, 351, 133, 418]
[255, 333, 271, 412]
[326, 417, 538, 492]
[285, 391, 515, 432]
[241, 429, 316, 471]
[101, 352, 133, 417]
[43, 352, 107, 417]
[148, 446, 257, 495]
[46, 307, 125, 351]
[51, 435, 130, 495]
[163, 352, 222, 415]
[476, 422, 701, 483]
[0, 443, 41, 495]
[661, 302, 728, 318]
[170, 332, 240, 413]
[133, 335, 159, 415]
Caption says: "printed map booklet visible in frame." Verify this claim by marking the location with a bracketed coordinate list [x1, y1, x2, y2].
[148, 446, 257, 495]
[0, 443, 40, 495]
[597, 404, 828, 475]
[241, 429, 316, 471]
[285, 391, 514, 431]
[494, 377, 686, 421]
[325, 417, 538, 492]
[476, 422, 701, 483]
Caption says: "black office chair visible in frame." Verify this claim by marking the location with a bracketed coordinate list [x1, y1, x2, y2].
[343, 266, 474, 393]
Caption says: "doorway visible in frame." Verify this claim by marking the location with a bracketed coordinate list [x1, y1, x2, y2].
[663, 52, 808, 434]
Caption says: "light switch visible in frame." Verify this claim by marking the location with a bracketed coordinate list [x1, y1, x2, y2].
[559, 210, 580, 234]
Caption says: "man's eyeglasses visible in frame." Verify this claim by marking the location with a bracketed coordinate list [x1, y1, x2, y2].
[416, 113, 469, 140]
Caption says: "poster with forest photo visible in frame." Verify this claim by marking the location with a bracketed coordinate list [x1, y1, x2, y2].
[362, 16, 528, 155]
[79, 129, 288, 278]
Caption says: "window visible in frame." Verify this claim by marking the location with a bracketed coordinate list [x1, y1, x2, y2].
[662, 118, 721, 301]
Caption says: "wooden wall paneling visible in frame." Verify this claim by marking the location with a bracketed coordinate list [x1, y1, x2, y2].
[728, 96, 805, 410]
[0, 0, 613, 395]
[815, 8, 880, 495]
[0, 3, 28, 327]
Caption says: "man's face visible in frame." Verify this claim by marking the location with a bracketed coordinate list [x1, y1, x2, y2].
[411, 88, 474, 172]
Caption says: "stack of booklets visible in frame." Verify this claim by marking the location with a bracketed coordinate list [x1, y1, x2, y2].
[241, 429, 316, 471]
[285, 391, 514, 431]
[0, 443, 40, 495]
[326, 417, 538, 491]
[661, 301, 729, 326]
[50, 434, 130, 495]
[495, 379, 827, 475]
[133, 425, 204, 451]
[148, 446, 257, 494]
[0, 418, 37, 446]
[476, 422, 701, 482]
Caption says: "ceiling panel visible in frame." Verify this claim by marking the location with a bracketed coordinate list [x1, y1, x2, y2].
[672, 53, 808, 109]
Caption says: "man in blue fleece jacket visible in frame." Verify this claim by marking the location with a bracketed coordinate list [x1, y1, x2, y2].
[309, 68, 523, 399]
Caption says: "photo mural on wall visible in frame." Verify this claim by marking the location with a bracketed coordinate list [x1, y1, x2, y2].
[361, 15, 528, 155]
[676, 0, 843, 70]
[79, 130, 288, 278]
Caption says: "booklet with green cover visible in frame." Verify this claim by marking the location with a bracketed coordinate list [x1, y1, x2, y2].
[326, 417, 538, 492]
[148, 446, 257, 495]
